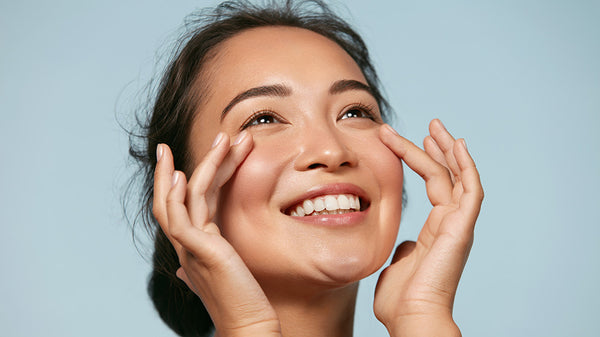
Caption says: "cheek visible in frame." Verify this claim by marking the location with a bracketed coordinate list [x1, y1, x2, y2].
[373, 142, 404, 190]
[216, 138, 288, 236]
[370, 139, 404, 218]
[353, 129, 404, 199]
[355, 132, 404, 248]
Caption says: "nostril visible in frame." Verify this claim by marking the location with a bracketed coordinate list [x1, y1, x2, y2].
[307, 161, 351, 170]
[308, 163, 325, 169]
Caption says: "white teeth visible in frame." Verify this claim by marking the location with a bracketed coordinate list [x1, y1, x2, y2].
[338, 195, 350, 209]
[289, 194, 362, 217]
[314, 198, 325, 212]
[302, 199, 314, 215]
[324, 195, 338, 211]
[349, 195, 358, 210]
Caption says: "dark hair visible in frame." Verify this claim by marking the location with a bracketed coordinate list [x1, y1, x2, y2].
[126, 1, 394, 336]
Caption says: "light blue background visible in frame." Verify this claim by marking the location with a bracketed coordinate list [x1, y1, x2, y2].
[1, 0, 598, 336]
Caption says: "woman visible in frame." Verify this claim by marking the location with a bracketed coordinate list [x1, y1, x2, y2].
[128, 1, 483, 336]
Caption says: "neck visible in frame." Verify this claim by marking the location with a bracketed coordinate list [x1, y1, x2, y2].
[263, 280, 359, 337]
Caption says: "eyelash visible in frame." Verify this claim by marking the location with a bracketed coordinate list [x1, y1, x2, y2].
[240, 109, 284, 130]
[338, 102, 378, 121]
[239, 102, 379, 130]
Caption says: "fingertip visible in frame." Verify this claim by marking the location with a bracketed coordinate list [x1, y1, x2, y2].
[423, 135, 435, 154]
[429, 118, 444, 133]
[379, 124, 406, 157]
[176, 267, 187, 281]
[436, 118, 446, 130]
[156, 144, 164, 162]
[171, 170, 188, 188]
[155, 144, 175, 170]
[454, 138, 476, 170]
[379, 124, 401, 150]
[459, 139, 468, 152]
[232, 130, 249, 146]
[454, 138, 466, 154]
[211, 132, 227, 149]
[172, 171, 180, 187]
[166, 171, 190, 224]
[232, 130, 254, 155]
[423, 135, 437, 148]
[381, 123, 399, 137]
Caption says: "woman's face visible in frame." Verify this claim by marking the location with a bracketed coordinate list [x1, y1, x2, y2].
[189, 26, 403, 288]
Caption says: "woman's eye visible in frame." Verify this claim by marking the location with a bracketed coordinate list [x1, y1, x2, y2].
[339, 106, 375, 120]
[241, 111, 282, 130]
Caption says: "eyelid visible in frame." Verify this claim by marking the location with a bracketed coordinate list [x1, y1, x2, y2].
[240, 109, 287, 131]
[338, 102, 381, 122]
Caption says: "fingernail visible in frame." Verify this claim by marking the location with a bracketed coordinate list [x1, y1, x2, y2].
[171, 171, 180, 187]
[460, 139, 468, 151]
[233, 131, 248, 146]
[436, 119, 447, 130]
[211, 132, 225, 148]
[384, 124, 398, 135]
[156, 144, 163, 162]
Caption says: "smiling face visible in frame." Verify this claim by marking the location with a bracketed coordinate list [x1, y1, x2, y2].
[188, 26, 403, 289]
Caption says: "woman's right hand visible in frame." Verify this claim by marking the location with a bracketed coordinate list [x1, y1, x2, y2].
[152, 132, 282, 337]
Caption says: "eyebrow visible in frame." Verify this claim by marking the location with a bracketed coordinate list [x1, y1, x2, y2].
[329, 79, 373, 96]
[220, 79, 374, 120]
[221, 84, 291, 119]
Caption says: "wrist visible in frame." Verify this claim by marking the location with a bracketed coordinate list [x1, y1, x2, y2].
[215, 319, 282, 337]
[387, 315, 461, 337]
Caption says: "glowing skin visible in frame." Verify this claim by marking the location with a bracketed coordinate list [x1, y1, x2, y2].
[188, 27, 404, 289]
[154, 22, 483, 337]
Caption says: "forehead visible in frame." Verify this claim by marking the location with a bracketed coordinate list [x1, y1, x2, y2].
[203, 26, 367, 96]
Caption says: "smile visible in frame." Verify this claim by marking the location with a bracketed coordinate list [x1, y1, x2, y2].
[287, 194, 361, 217]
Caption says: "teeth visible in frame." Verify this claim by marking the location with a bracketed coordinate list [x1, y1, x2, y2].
[349, 196, 357, 210]
[314, 198, 325, 212]
[338, 195, 350, 209]
[324, 195, 337, 211]
[302, 199, 314, 214]
[289, 194, 361, 217]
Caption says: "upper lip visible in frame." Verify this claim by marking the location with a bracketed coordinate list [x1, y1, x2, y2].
[281, 183, 370, 214]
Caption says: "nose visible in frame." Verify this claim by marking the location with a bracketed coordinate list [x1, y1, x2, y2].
[294, 123, 358, 172]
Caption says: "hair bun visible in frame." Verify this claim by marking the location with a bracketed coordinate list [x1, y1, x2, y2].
[148, 233, 214, 337]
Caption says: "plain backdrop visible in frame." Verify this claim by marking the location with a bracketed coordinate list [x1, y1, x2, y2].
[1, 0, 599, 336]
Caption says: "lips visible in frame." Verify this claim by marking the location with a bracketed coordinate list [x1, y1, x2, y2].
[282, 183, 370, 217]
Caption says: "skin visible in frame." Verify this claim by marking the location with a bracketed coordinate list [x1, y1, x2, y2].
[152, 26, 483, 337]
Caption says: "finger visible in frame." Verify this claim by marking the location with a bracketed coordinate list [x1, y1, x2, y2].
[429, 119, 461, 179]
[183, 132, 231, 228]
[454, 139, 484, 226]
[380, 124, 453, 206]
[208, 131, 254, 205]
[153, 144, 175, 238]
[166, 170, 201, 254]
[423, 136, 451, 173]
[175, 267, 198, 293]
[187, 131, 253, 227]
[391, 240, 416, 264]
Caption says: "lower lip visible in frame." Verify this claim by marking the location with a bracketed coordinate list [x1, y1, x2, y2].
[288, 208, 369, 227]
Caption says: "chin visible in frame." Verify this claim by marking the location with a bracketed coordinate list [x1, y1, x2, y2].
[310, 251, 387, 286]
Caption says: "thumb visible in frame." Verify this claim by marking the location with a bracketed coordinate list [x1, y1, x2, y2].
[391, 240, 416, 264]
[176, 267, 196, 292]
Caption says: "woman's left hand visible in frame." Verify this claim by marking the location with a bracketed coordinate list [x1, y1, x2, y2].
[374, 119, 484, 337]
